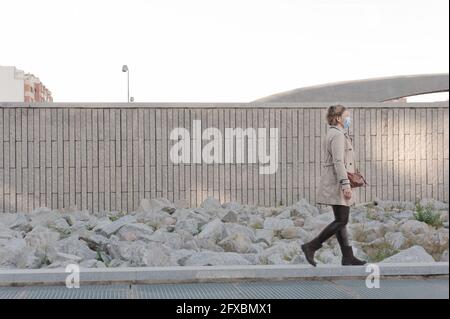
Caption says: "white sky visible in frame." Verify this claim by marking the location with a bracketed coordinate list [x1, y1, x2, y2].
[1, 0, 448, 102]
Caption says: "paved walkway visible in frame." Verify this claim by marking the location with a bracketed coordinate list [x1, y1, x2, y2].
[0, 277, 448, 299]
[1, 263, 448, 286]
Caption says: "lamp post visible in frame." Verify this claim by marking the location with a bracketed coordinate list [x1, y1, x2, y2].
[122, 65, 130, 102]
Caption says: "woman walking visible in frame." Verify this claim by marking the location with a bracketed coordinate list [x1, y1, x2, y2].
[301, 105, 366, 266]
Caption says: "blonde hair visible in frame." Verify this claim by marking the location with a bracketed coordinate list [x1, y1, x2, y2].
[326, 104, 347, 125]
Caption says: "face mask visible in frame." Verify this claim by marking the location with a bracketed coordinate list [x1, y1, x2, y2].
[343, 116, 351, 129]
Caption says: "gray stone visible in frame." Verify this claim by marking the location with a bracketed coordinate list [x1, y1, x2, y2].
[255, 229, 274, 246]
[197, 218, 228, 243]
[392, 210, 415, 220]
[46, 261, 79, 269]
[15, 246, 42, 269]
[181, 251, 251, 266]
[62, 214, 77, 226]
[0, 238, 41, 269]
[49, 217, 71, 235]
[364, 206, 387, 221]
[107, 240, 171, 267]
[86, 216, 101, 230]
[290, 254, 308, 264]
[414, 228, 449, 260]
[91, 217, 112, 232]
[317, 212, 335, 224]
[263, 217, 294, 231]
[71, 221, 88, 232]
[169, 249, 195, 266]
[248, 216, 264, 229]
[108, 259, 129, 268]
[54, 236, 98, 261]
[259, 241, 302, 264]
[95, 215, 137, 237]
[276, 209, 291, 219]
[302, 216, 329, 232]
[221, 210, 239, 223]
[316, 249, 340, 264]
[280, 226, 309, 240]
[0, 225, 22, 243]
[79, 233, 110, 251]
[293, 218, 305, 227]
[381, 245, 435, 263]
[0, 213, 31, 232]
[172, 208, 193, 220]
[223, 223, 255, 241]
[349, 220, 387, 242]
[29, 208, 59, 228]
[51, 252, 83, 263]
[385, 232, 407, 250]
[240, 253, 261, 265]
[136, 210, 173, 229]
[0, 238, 27, 268]
[174, 199, 190, 209]
[174, 228, 194, 241]
[221, 202, 242, 210]
[173, 209, 209, 227]
[249, 243, 265, 254]
[106, 211, 125, 220]
[182, 238, 224, 252]
[265, 253, 290, 265]
[419, 198, 449, 211]
[149, 229, 183, 249]
[139, 198, 176, 214]
[79, 259, 106, 268]
[200, 197, 222, 210]
[59, 207, 91, 222]
[290, 199, 320, 217]
[374, 200, 416, 211]
[25, 226, 60, 257]
[218, 233, 256, 254]
[117, 223, 155, 241]
[400, 220, 431, 236]
[175, 218, 200, 235]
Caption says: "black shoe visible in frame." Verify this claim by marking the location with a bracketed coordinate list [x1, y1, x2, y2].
[341, 246, 367, 266]
[301, 240, 322, 267]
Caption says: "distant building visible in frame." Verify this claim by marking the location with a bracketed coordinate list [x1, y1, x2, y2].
[0, 66, 53, 102]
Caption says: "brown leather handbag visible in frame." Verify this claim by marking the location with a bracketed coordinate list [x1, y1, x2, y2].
[347, 169, 368, 188]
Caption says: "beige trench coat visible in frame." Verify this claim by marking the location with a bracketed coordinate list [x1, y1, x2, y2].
[316, 125, 357, 207]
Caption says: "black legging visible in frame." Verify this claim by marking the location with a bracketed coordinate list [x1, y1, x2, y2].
[314, 205, 350, 248]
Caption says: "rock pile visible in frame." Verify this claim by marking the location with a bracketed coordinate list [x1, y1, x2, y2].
[0, 197, 448, 269]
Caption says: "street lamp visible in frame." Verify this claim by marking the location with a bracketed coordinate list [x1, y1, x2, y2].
[122, 65, 133, 102]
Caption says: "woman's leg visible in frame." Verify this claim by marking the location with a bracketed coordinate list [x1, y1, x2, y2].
[302, 204, 366, 266]
[301, 205, 349, 266]
[331, 207, 366, 266]
[335, 226, 350, 248]
[314, 205, 349, 244]
[333, 205, 350, 248]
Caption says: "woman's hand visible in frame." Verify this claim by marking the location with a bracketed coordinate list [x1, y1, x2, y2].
[343, 188, 352, 200]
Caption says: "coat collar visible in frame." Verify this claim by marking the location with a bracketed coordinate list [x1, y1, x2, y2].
[329, 125, 345, 132]
[329, 125, 351, 140]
